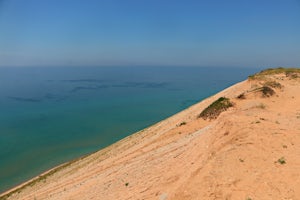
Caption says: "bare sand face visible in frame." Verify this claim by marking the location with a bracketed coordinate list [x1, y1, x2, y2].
[1, 72, 300, 200]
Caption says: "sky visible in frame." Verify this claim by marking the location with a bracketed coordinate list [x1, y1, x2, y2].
[0, 0, 299, 67]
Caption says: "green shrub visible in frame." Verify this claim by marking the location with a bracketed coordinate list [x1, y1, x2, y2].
[198, 97, 233, 120]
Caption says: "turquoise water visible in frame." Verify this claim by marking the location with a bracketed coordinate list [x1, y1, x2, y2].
[0, 66, 261, 192]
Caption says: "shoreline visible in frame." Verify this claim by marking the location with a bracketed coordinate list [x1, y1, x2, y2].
[0, 79, 247, 199]
[1, 68, 300, 199]
[0, 66, 259, 196]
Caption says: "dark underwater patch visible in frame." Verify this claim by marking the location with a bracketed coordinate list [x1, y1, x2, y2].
[7, 96, 42, 103]
[70, 85, 109, 93]
[61, 79, 104, 83]
[112, 82, 168, 88]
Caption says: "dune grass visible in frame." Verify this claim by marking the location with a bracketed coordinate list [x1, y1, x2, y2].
[199, 97, 233, 120]
[248, 67, 300, 80]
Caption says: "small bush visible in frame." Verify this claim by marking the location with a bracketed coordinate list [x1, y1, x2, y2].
[286, 71, 299, 79]
[277, 157, 286, 164]
[261, 86, 275, 97]
[237, 93, 246, 99]
[198, 97, 233, 120]
[263, 81, 282, 89]
[179, 122, 187, 126]
[251, 86, 275, 97]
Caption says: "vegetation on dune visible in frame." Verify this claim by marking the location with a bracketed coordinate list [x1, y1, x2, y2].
[236, 93, 246, 99]
[277, 157, 286, 165]
[286, 71, 299, 79]
[261, 86, 275, 97]
[263, 81, 282, 89]
[178, 121, 187, 126]
[250, 86, 275, 97]
[199, 97, 233, 120]
[248, 67, 300, 80]
[240, 69, 286, 100]
[237, 80, 281, 100]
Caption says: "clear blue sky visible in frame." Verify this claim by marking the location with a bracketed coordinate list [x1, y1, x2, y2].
[0, 0, 299, 67]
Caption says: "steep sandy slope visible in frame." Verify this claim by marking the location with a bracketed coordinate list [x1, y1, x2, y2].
[1, 70, 300, 200]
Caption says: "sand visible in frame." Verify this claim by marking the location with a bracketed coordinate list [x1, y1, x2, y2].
[1, 71, 300, 200]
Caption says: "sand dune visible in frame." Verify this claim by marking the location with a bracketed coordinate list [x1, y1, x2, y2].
[2, 69, 300, 200]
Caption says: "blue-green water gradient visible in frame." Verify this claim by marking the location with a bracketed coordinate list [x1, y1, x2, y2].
[0, 66, 261, 192]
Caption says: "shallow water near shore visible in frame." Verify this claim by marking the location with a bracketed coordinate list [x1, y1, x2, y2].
[0, 66, 260, 193]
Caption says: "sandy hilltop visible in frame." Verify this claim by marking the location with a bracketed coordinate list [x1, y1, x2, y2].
[1, 68, 300, 200]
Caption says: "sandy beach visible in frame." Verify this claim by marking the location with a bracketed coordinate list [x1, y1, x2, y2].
[1, 69, 300, 200]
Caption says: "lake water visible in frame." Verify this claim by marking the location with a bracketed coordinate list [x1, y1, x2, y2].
[0, 66, 261, 192]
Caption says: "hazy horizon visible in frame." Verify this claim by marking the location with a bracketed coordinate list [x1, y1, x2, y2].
[0, 0, 299, 67]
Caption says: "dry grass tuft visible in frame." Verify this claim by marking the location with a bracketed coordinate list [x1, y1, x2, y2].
[263, 81, 282, 89]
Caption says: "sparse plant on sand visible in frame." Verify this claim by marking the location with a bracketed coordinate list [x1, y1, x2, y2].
[277, 157, 286, 164]
[179, 121, 187, 126]
[198, 97, 233, 120]
[237, 93, 246, 99]
[255, 103, 266, 109]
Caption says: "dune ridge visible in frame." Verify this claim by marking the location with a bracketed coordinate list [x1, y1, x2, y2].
[1, 68, 300, 200]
